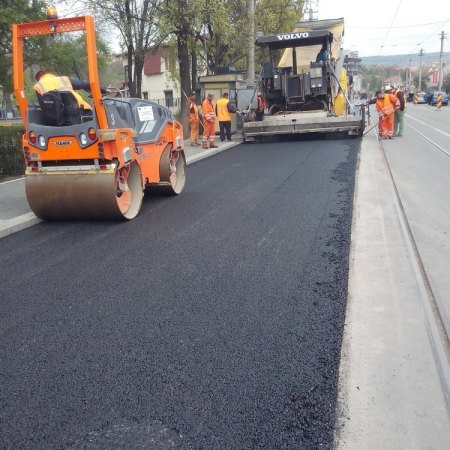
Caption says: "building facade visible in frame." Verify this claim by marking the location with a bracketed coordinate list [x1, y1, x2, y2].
[122, 50, 181, 114]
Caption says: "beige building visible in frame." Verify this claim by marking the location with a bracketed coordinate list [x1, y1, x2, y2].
[122, 50, 181, 114]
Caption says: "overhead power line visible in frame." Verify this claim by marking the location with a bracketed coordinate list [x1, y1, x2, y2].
[376, 0, 403, 59]
[373, 17, 450, 68]
[347, 20, 449, 29]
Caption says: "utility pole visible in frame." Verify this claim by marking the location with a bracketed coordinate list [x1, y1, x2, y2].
[418, 49, 423, 92]
[438, 31, 445, 92]
[409, 58, 412, 92]
[305, 0, 318, 21]
[246, 0, 255, 88]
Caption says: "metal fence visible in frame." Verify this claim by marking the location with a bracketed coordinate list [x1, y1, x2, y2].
[0, 126, 25, 177]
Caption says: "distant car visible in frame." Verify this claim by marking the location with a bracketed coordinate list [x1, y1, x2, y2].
[417, 92, 426, 104]
[431, 92, 448, 106]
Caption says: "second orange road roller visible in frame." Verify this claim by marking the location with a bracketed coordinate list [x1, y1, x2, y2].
[13, 9, 186, 220]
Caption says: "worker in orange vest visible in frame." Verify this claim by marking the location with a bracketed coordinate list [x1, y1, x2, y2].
[186, 92, 200, 147]
[255, 92, 264, 121]
[375, 90, 399, 139]
[201, 93, 218, 149]
[215, 92, 239, 142]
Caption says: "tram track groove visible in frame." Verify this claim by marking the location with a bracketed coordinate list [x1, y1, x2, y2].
[405, 119, 450, 158]
[373, 126, 450, 410]
[406, 112, 450, 133]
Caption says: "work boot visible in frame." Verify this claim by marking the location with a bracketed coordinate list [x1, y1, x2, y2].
[394, 134, 402, 137]
[202, 144, 208, 149]
[191, 142, 199, 147]
[210, 144, 218, 148]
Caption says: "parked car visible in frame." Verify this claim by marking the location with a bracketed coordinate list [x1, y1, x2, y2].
[431, 92, 448, 106]
[417, 92, 426, 104]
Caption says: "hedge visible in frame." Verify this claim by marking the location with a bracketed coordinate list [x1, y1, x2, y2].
[0, 126, 25, 177]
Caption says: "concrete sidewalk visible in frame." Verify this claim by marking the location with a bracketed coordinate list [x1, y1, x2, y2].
[0, 135, 241, 238]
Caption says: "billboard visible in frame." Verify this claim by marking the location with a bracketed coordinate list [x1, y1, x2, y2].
[432, 70, 438, 85]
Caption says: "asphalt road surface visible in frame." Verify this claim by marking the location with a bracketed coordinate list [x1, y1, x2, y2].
[0, 137, 359, 449]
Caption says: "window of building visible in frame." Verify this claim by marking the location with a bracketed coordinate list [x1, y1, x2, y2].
[163, 57, 169, 71]
[143, 91, 148, 100]
[164, 90, 173, 107]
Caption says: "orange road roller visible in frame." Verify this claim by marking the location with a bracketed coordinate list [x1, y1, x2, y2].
[13, 10, 186, 220]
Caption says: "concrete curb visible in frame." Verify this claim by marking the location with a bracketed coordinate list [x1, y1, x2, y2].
[0, 212, 43, 238]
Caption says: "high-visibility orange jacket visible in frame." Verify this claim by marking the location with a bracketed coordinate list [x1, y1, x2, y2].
[376, 93, 397, 138]
[216, 97, 231, 122]
[34, 74, 92, 110]
[187, 98, 198, 116]
[202, 98, 215, 123]
[257, 96, 264, 112]
[376, 94, 397, 117]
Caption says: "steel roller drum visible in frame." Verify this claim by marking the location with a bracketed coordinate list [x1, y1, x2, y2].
[25, 162, 143, 220]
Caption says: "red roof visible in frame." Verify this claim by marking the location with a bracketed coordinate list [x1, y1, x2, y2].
[144, 51, 165, 75]
[384, 76, 402, 83]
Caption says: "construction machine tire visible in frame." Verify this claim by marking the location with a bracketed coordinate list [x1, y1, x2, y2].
[146, 144, 186, 195]
[25, 161, 144, 220]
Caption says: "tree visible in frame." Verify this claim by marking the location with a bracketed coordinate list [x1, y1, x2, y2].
[413, 73, 430, 92]
[153, 0, 304, 135]
[62, 0, 159, 98]
[0, 0, 48, 113]
[58, 0, 304, 137]
[198, 0, 304, 74]
[442, 72, 450, 94]
[155, 0, 209, 136]
[361, 66, 386, 92]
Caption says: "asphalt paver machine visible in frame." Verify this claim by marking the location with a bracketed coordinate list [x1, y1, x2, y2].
[242, 18, 365, 141]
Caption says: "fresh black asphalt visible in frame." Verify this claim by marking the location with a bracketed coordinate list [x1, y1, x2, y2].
[0, 137, 360, 449]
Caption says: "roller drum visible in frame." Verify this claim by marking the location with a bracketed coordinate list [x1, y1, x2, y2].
[25, 162, 143, 220]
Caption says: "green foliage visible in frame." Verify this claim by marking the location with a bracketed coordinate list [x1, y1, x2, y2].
[2, 1, 115, 111]
[0, 125, 25, 176]
[413, 73, 430, 92]
[0, 0, 48, 93]
[442, 73, 450, 94]
[60, 0, 305, 93]
[26, 33, 110, 81]
[361, 66, 385, 92]
[63, 0, 160, 97]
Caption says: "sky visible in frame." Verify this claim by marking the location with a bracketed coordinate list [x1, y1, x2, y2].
[314, 0, 450, 63]
[56, 0, 450, 66]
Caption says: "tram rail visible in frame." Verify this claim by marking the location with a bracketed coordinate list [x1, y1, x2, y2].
[373, 124, 450, 408]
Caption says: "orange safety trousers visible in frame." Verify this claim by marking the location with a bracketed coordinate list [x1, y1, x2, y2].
[189, 115, 199, 143]
[202, 119, 216, 146]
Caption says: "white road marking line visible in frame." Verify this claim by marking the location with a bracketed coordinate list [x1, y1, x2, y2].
[406, 115, 450, 138]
